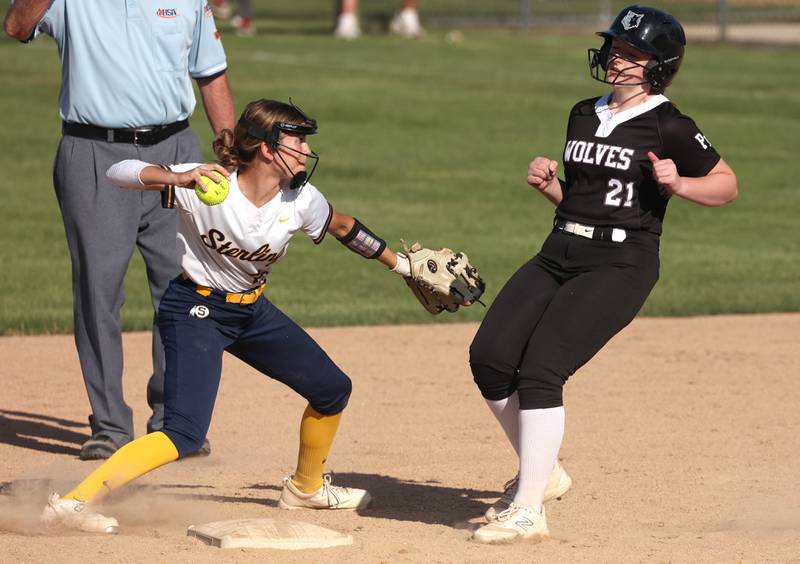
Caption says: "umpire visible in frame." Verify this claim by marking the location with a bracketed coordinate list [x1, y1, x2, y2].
[4, 0, 235, 459]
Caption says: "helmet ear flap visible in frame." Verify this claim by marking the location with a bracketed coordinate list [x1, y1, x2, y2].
[645, 59, 660, 88]
[645, 59, 672, 93]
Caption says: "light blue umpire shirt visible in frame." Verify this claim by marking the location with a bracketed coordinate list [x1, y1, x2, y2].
[31, 0, 227, 128]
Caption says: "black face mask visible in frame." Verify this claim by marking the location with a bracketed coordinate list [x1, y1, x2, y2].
[588, 46, 653, 88]
[273, 142, 319, 190]
[237, 99, 320, 189]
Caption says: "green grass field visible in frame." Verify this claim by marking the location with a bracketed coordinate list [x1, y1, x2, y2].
[1, 13, 798, 334]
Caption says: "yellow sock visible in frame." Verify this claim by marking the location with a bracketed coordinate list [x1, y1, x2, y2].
[292, 405, 342, 493]
[64, 432, 179, 503]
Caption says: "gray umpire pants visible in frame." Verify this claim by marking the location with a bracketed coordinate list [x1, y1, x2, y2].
[53, 127, 202, 447]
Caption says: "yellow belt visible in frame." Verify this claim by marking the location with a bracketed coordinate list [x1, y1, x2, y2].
[181, 273, 264, 305]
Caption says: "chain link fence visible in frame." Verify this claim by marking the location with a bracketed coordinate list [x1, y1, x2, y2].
[416, 1, 800, 42]
[414, 0, 800, 26]
[255, 1, 800, 43]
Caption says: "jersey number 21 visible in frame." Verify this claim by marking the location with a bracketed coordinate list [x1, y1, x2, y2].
[604, 178, 634, 208]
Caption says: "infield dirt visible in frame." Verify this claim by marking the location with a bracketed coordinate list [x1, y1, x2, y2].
[1, 314, 798, 563]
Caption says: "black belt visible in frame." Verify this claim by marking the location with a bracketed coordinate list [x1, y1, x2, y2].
[553, 218, 628, 242]
[62, 119, 189, 145]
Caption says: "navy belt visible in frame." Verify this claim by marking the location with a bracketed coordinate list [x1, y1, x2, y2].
[62, 119, 189, 145]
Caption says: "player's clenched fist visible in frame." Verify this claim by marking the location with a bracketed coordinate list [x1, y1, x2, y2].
[527, 157, 559, 192]
[647, 152, 683, 196]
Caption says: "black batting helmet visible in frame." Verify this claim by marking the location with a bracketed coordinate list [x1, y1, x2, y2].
[588, 5, 686, 92]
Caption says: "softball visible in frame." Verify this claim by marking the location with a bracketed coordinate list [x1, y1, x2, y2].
[195, 174, 229, 206]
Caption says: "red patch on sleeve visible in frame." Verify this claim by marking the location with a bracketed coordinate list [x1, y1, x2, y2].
[214, 31, 220, 40]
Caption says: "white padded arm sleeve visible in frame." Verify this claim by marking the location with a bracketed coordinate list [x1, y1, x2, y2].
[106, 159, 152, 189]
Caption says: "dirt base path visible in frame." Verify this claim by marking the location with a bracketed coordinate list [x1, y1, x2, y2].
[1, 314, 799, 563]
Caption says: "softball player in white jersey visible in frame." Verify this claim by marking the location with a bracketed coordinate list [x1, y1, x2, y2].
[41, 98, 414, 533]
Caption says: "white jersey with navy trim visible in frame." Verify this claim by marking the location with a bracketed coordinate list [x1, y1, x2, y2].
[170, 164, 333, 292]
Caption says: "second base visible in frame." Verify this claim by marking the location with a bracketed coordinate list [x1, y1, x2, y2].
[187, 518, 353, 550]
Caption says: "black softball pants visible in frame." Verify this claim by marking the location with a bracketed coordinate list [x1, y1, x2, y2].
[470, 230, 660, 410]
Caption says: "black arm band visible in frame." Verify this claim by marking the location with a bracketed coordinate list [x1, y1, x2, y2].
[337, 219, 386, 259]
[160, 165, 175, 209]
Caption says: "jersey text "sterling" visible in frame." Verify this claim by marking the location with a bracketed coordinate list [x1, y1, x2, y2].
[201, 228, 285, 264]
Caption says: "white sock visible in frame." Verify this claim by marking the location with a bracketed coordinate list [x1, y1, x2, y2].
[399, 8, 419, 22]
[514, 406, 565, 511]
[484, 392, 520, 456]
[334, 13, 360, 39]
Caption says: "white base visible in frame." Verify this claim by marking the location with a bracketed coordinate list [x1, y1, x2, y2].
[187, 518, 353, 550]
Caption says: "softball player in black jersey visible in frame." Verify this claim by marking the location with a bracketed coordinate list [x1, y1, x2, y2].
[470, 5, 738, 544]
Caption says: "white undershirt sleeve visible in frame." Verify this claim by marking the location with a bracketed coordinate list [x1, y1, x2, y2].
[106, 159, 151, 189]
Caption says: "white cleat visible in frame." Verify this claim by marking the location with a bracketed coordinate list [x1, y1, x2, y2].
[472, 503, 548, 544]
[544, 460, 573, 502]
[334, 13, 361, 40]
[279, 474, 371, 510]
[389, 8, 423, 38]
[484, 461, 572, 521]
[41, 493, 119, 534]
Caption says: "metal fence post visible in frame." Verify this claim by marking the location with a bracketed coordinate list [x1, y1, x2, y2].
[520, 0, 532, 29]
[599, 0, 611, 24]
[719, 0, 728, 41]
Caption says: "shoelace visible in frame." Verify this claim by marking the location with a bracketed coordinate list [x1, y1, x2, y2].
[321, 473, 351, 503]
[495, 503, 522, 522]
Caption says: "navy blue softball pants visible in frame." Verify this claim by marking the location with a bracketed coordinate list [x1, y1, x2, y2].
[470, 230, 660, 410]
[157, 276, 352, 458]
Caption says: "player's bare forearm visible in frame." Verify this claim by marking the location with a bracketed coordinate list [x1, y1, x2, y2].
[672, 159, 738, 207]
[539, 178, 564, 206]
[113, 165, 189, 191]
[375, 247, 402, 270]
[3, 0, 50, 40]
[196, 73, 235, 135]
[137, 166, 179, 190]
[648, 153, 737, 207]
[106, 160, 229, 191]
[141, 164, 229, 190]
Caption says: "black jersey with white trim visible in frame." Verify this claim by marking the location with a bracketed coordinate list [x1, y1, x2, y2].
[556, 94, 720, 235]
